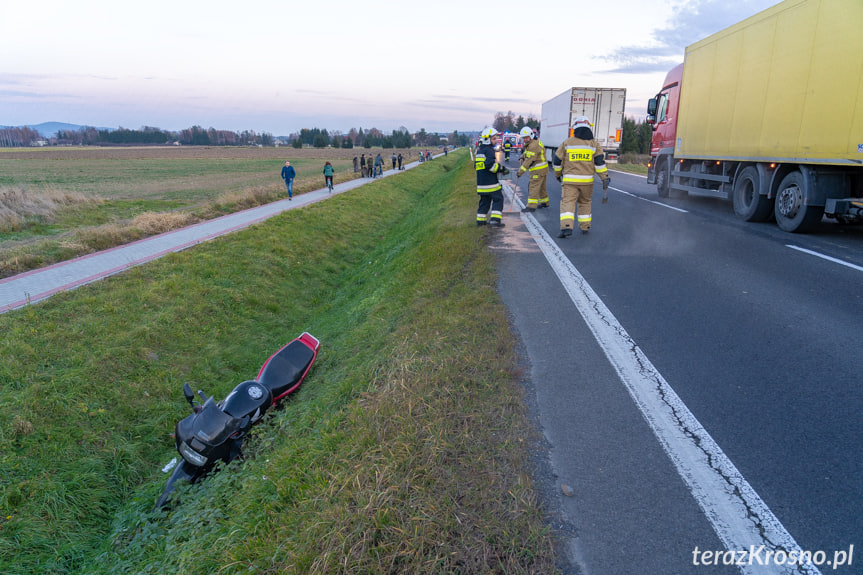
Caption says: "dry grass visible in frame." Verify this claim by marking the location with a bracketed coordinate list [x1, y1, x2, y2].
[0, 185, 100, 232]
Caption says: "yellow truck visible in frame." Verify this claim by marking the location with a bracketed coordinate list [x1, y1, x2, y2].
[646, 0, 863, 232]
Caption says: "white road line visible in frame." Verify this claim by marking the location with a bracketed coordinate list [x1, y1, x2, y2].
[519, 209, 820, 575]
[613, 187, 689, 213]
[786, 245, 863, 273]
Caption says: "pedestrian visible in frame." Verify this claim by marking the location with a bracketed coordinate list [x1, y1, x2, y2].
[361, 154, 367, 177]
[552, 116, 610, 237]
[397, 152, 403, 170]
[475, 127, 509, 227]
[444, 146, 448, 157]
[374, 153, 383, 178]
[503, 137, 512, 160]
[353, 155, 358, 172]
[280, 160, 296, 200]
[391, 152, 397, 171]
[516, 127, 549, 212]
[322, 161, 334, 192]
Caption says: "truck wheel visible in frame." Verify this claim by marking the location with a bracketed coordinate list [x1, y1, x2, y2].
[656, 160, 670, 198]
[774, 171, 823, 233]
[733, 166, 773, 222]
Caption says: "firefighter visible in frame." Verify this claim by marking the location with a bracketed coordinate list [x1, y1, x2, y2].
[503, 136, 512, 160]
[516, 127, 549, 212]
[475, 127, 510, 227]
[553, 116, 610, 237]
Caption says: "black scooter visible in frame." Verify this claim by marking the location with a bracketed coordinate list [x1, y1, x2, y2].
[155, 332, 320, 509]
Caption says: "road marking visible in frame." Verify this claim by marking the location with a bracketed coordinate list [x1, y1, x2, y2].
[517, 206, 820, 574]
[613, 187, 689, 213]
[786, 245, 863, 273]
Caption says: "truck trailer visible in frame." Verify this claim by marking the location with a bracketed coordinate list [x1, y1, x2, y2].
[646, 0, 863, 233]
[540, 87, 626, 161]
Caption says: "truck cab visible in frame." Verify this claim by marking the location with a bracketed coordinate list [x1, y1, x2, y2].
[646, 64, 682, 196]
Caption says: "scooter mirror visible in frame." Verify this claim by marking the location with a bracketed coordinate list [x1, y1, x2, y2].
[183, 382, 194, 405]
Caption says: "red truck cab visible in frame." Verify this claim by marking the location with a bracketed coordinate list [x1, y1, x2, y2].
[646, 63, 682, 196]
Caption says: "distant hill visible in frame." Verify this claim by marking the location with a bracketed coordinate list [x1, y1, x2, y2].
[1, 122, 113, 138]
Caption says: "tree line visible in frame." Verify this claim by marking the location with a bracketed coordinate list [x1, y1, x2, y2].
[290, 127, 470, 149]
[2, 116, 654, 153]
[0, 124, 471, 149]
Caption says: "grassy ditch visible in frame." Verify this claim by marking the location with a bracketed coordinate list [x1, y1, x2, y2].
[0, 151, 557, 574]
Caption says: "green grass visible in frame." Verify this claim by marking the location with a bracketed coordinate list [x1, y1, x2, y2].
[0, 151, 558, 574]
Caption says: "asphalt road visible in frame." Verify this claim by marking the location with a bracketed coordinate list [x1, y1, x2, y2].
[494, 160, 863, 575]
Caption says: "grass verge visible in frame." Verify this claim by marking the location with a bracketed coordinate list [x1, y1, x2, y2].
[0, 150, 557, 574]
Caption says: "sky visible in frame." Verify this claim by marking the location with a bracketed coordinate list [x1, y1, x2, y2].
[0, 0, 782, 137]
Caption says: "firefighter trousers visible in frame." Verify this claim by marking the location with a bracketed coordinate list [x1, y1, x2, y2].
[526, 170, 549, 209]
[560, 182, 593, 231]
[476, 190, 504, 224]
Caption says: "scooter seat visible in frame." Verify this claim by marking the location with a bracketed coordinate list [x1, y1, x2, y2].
[257, 338, 316, 400]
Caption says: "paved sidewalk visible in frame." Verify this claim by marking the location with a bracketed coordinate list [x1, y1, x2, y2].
[0, 159, 429, 314]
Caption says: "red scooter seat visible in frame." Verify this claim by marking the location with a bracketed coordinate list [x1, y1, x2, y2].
[256, 332, 320, 401]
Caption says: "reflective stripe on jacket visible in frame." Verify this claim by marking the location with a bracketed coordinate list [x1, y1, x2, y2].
[475, 143, 503, 193]
[554, 137, 608, 185]
[517, 138, 548, 177]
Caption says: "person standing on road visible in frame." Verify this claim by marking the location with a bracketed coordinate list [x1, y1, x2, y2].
[280, 160, 296, 200]
[475, 127, 509, 227]
[503, 137, 512, 160]
[553, 115, 609, 237]
[322, 161, 335, 191]
[392, 152, 397, 171]
[516, 127, 549, 212]
[397, 152, 403, 170]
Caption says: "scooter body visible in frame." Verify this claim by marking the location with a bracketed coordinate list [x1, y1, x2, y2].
[155, 332, 320, 509]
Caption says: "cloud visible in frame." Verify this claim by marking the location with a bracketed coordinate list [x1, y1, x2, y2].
[600, 0, 779, 74]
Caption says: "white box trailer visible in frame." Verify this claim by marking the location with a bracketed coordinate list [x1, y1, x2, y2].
[540, 87, 626, 160]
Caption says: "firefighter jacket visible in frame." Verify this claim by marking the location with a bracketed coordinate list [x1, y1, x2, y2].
[475, 143, 504, 193]
[517, 138, 548, 177]
[553, 136, 609, 185]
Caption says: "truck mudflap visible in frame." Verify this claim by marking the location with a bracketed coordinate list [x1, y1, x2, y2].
[824, 198, 863, 224]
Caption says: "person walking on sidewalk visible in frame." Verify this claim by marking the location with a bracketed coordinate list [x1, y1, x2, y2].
[280, 160, 296, 200]
[397, 153, 403, 170]
[552, 116, 609, 237]
[374, 153, 384, 178]
[475, 127, 509, 227]
[516, 127, 549, 212]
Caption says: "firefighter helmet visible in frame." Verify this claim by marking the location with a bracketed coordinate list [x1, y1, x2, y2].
[480, 127, 498, 144]
[573, 116, 592, 130]
[519, 126, 534, 140]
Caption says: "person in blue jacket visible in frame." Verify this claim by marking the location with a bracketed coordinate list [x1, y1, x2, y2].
[281, 160, 296, 199]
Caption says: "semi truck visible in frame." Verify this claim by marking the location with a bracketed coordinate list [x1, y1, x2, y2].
[646, 0, 863, 233]
[540, 87, 626, 161]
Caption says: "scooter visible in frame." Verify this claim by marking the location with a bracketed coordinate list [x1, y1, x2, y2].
[154, 332, 320, 509]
